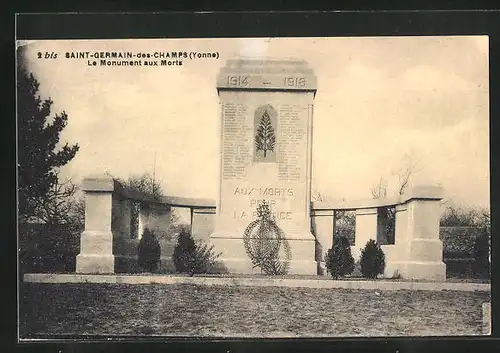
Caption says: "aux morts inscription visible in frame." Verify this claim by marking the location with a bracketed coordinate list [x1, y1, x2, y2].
[232, 186, 294, 221]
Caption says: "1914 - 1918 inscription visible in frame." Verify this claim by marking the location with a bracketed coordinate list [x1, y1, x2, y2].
[222, 75, 307, 89]
[225, 75, 249, 87]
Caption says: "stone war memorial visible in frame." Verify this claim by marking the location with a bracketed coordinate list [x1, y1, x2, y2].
[210, 58, 319, 275]
[76, 57, 447, 281]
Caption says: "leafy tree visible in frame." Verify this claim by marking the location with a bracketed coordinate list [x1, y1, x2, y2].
[17, 52, 79, 222]
[440, 205, 490, 228]
[360, 239, 386, 279]
[335, 211, 356, 245]
[325, 236, 355, 279]
[108, 171, 188, 240]
[254, 109, 276, 158]
[111, 172, 163, 201]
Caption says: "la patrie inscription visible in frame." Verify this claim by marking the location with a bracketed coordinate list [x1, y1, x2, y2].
[232, 186, 294, 220]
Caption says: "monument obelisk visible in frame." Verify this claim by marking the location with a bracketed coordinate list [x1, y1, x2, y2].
[209, 58, 318, 275]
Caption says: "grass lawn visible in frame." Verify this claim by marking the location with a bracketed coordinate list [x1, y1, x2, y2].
[19, 282, 490, 338]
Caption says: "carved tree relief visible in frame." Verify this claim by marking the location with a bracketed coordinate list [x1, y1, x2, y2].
[254, 109, 276, 158]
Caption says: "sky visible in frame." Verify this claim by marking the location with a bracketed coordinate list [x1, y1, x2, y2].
[18, 36, 490, 209]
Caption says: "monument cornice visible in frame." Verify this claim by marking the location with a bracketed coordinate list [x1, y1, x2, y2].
[216, 57, 317, 91]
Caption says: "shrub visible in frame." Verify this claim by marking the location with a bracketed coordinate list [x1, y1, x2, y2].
[19, 222, 80, 274]
[325, 236, 355, 279]
[172, 227, 196, 273]
[360, 239, 386, 279]
[172, 228, 220, 276]
[137, 228, 161, 272]
[190, 242, 221, 276]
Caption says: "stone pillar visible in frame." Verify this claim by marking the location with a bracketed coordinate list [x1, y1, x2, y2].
[393, 186, 446, 281]
[76, 175, 116, 274]
[192, 208, 216, 243]
[142, 202, 172, 272]
[379, 203, 410, 277]
[310, 209, 334, 275]
[118, 198, 132, 236]
[353, 208, 378, 261]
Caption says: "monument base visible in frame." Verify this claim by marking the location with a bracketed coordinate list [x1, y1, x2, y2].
[210, 230, 317, 275]
[76, 254, 115, 274]
[115, 255, 175, 273]
[113, 236, 176, 273]
[213, 258, 318, 275]
[114, 255, 139, 273]
[76, 230, 115, 274]
[386, 261, 446, 281]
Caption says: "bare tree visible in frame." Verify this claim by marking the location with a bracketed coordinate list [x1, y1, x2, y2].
[368, 152, 422, 245]
[370, 177, 388, 199]
[105, 171, 164, 201]
[440, 205, 490, 228]
[371, 152, 422, 199]
[32, 172, 82, 227]
[124, 172, 164, 200]
[311, 189, 329, 202]
[394, 152, 422, 195]
[68, 196, 85, 231]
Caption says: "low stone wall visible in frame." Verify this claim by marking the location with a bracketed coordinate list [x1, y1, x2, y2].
[76, 175, 177, 274]
[76, 176, 447, 280]
[312, 186, 446, 281]
[191, 218, 487, 269]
